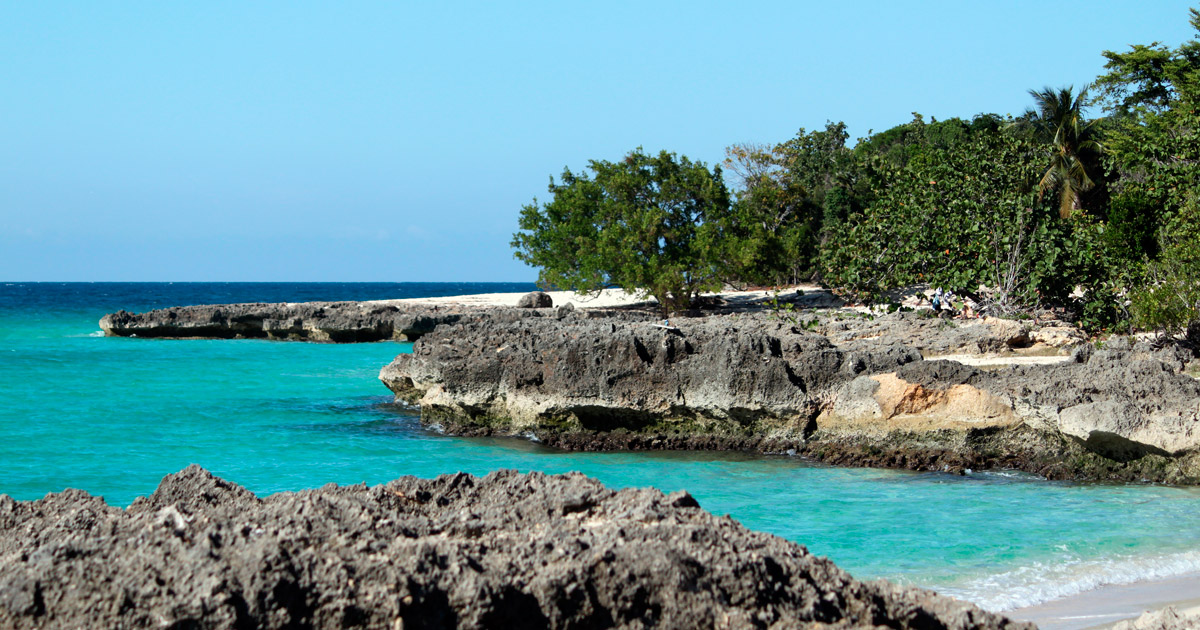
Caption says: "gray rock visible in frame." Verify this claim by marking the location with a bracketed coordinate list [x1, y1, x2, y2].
[382, 313, 1200, 482]
[98, 301, 645, 342]
[100, 302, 466, 342]
[381, 314, 919, 440]
[0, 466, 1031, 630]
[516, 291, 553, 308]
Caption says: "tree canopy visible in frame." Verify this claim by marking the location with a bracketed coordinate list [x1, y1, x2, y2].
[512, 148, 730, 314]
[1020, 85, 1105, 219]
[511, 7, 1200, 337]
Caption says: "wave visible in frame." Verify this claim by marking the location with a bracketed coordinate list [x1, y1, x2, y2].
[936, 548, 1200, 612]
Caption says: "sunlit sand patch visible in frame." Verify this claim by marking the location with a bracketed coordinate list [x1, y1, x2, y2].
[928, 354, 1073, 369]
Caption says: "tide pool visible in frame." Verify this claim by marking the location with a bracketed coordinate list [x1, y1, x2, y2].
[2, 282, 1199, 612]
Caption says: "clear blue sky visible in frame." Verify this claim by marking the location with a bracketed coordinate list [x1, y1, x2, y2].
[2, 1, 1196, 281]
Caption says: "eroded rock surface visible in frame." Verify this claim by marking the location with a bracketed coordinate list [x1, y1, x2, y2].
[0, 466, 1031, 630]
[100, 301, 651, 342]
[383, 314, 1200, 483]
[516, 291, 553, 308]
[382, 314, 921, 438]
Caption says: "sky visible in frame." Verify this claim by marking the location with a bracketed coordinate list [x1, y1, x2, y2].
[2, 1, 1197, 282]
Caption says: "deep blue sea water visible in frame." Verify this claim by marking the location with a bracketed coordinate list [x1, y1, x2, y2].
[3, 282, 1200, 611]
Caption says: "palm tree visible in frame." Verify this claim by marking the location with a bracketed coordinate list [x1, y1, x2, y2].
[1023, 85, 1105, 218]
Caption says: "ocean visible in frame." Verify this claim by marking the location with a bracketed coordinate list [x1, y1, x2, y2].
[2, 281, 1199, 612]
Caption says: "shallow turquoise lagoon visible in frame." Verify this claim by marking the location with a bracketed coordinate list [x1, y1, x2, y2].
[2, 282, 1199, 611]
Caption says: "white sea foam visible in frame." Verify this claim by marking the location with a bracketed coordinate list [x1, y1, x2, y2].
[936, 549, 1200, 612]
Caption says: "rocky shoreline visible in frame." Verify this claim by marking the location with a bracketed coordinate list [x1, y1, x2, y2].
[99, 299, 639, 342]
[99, 296, 1200, 484]
[380, 309, 1200, 484]
[0, 465, 1031, 630]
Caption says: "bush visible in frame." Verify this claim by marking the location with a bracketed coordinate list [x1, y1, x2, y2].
[1129, 202, 1200, 344]
[821, 123, 1058, 307]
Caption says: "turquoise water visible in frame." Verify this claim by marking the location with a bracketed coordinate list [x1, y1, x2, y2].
[3, 282, 1200, 611]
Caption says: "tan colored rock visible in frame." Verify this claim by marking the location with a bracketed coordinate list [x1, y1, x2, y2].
[1031, 325, 1087, 347]
[821, 373, 1018, 435]
[981, 317, 1030, 347]
[1115, 606, 1200, 630]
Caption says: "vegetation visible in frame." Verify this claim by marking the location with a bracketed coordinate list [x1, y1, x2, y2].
[512, 8, 1200, 338]
[1130, 202, 1200, 345]
[1019, 85, 1106, 219]
[511, 148, 729, 313]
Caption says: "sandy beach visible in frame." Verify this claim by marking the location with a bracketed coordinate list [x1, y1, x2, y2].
[378, 287, 658, 309]
[1007, 572, 1200, 629]
[374, 287, 809, 310]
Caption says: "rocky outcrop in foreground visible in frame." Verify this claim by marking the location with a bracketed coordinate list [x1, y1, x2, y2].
[0, 466, 1029, 630]
[100, 301, 640, 342]
[382, 313, 1200, 483]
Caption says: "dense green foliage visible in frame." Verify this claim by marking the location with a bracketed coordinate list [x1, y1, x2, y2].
[719, 122, 859, 285]
[1103, 9, 1200, 337]
[823, 121, 1057, 307]
[1130, 201, 1200, 343]
[513, 8, 1200, 336]
[511, 148, 729, 313]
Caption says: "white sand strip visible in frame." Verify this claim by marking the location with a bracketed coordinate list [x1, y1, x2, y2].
[365, 287, 814, 310]
[930, 354, 1074, 368]
[1007, 572, 1200, 630]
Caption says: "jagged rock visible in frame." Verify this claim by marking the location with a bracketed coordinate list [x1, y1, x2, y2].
[817, 346, 1200, 480]
[0, 466, 1032, 630]
[516, 291, 553, 308]
[381, 315, 921, 439]
[99, 301, 650, 342]
[816, 311, 1046, 355]
[382, 314, 1200, 483]
[100, 302, 466, 341]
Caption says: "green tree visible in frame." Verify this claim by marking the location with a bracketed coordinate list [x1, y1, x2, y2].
[512, 148, 730, 314]
[1097, 8, 1200, 264]
[1020, 85, 1105, 218]
[1129, 200, 1200, 344]
[1094, 8, 1200, 116]
[719, 122, 862, 286]
[821, 118, 1074, 308]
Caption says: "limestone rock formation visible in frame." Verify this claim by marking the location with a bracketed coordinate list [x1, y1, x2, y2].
[99, 301, 649, 342]
[381, 315, 922, 441]
[382, 314, 1200, 482]
[100, 301, 464, 341]
[0, 466, 1032, 630]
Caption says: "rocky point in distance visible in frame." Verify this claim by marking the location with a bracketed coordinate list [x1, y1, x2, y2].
[101, 288, 1200, 484]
